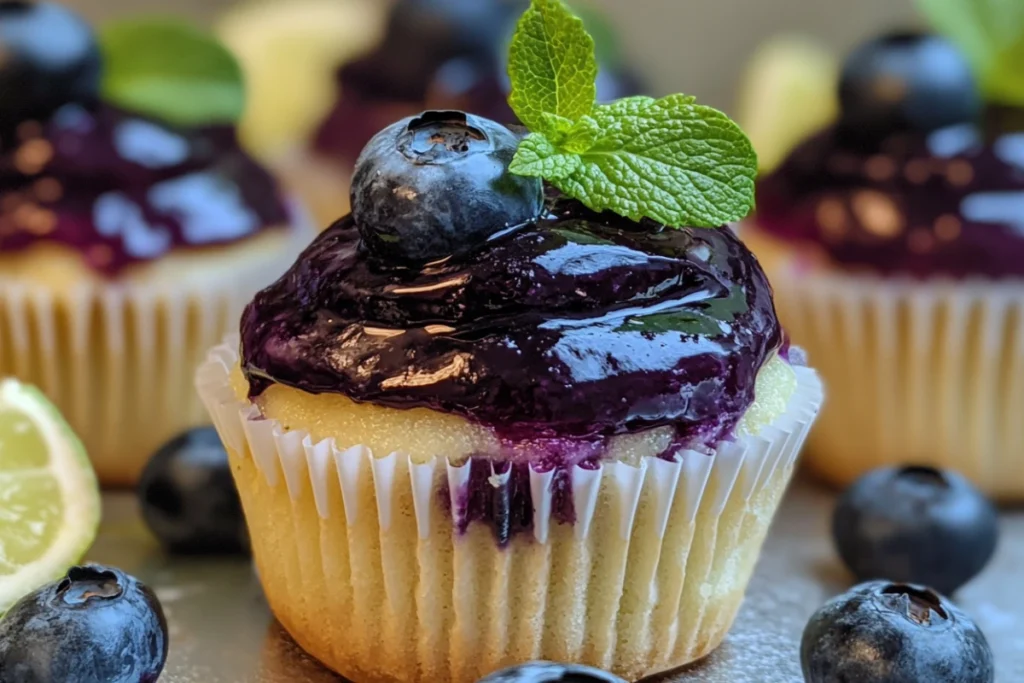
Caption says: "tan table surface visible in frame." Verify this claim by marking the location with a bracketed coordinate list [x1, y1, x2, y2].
[88, 477, 1024, 682]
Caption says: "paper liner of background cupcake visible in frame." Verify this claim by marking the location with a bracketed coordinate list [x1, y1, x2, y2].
[0, 204, 313, 485]
[198, 337, 822, 682]
[758, 262, 1023, 501]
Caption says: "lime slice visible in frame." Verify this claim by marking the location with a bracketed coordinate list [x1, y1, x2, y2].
[735, 35, 840, 174]
[0, 379, 100, 611]
[217, 0, 387, 158]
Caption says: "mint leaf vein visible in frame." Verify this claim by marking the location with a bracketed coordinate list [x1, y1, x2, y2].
[508, 0, 598, 134]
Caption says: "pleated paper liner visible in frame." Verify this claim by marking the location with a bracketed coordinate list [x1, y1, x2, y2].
[0, 215, 313, 486]
[197, 337, 823, 683]
[767, 261, 1024, 500]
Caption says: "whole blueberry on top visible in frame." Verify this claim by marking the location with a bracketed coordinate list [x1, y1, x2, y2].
[138, 426, 249, 556]
[0, 564, 168, 683]
[350, 110, 544, 263]
[0, 1, 102, 139]
[839, 32, 981, 140]
[802, 581, 994, 683]
[832, 465, 998, 595]
[476, 661, 626, 682]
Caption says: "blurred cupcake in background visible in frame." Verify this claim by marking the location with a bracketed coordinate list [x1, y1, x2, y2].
[222, 0, 645, 228]
[0, 3, 311, 485]
[740, 0, 1024, 499]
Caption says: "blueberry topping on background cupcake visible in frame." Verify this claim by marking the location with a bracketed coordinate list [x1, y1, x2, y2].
[0, 15, 290, 275]
[838, 32, 981, 140]
[314, 0, 645, 164]
[0, 1, 102, 142]
[756, 1, 1024, 278]
[199, 2, 824, 680]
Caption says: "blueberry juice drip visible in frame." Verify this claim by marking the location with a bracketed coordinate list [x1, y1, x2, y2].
[757, 105, 1024, 279]
[0, 103, 290, 275]
[442, 459, 580, 546]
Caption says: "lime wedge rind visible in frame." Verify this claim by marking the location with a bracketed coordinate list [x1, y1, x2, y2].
[0, 379, 100, 612]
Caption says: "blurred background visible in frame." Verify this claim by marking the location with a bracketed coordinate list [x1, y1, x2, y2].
[65, 0, 919, 111]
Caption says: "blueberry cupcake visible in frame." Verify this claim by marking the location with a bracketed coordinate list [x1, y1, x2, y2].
[0, 5, 311, 485]
[231, 0, 644, 228]
[744, 3, 1024, 500]
[198, 2, 822, 680]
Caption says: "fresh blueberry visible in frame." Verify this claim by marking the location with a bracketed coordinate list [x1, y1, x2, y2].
[839, 32, 981, 139]
[138, 426, 249, 555]
[832, 465, 998, 595]
[0, 1, 102, 138]
[0, 565, 168, 683]
[802, 581, 994, 683]
[476, 661, 626, 682]
[350, 110, 543, 262]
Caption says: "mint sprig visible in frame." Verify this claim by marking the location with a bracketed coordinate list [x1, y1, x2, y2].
[917, 0, 1024, 105]
[100, 20, 245, 127]
[506, 0, 757, 228]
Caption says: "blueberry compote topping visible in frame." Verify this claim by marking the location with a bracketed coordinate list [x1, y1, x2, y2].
[0, 103, 290, 275]
[0, 1, 101, 142]
[758, 33, 1024, 279]
[241, 197, 782, 443]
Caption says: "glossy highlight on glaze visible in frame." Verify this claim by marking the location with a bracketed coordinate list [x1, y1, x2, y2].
[241, 197, 783, 446]
[0, 103, 290, 275]
[757, 107, 1024, 278]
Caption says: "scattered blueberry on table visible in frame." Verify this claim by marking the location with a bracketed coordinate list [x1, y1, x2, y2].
[349, 110, 543, 263]
[476, 661, 626, 682]
[802, 580, 994, 683]
[832, 465, 999, 595]
[138, 426, 249, 555]
[0, 565, 168, 683]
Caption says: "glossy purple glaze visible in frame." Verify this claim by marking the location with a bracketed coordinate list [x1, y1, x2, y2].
[0, 103, 291, 276]
[756, 107, 1024, 279]
[240, 197, 783, 446]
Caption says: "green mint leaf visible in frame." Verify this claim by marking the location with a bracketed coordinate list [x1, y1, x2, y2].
[100, 19, 245, 127]
[508, 0, 598, 133]
[540, 112, 575, 144]
[509, 132, 583, 180]
[510, 95, 758, 228]
[561, 114, 601, 153]
[916, 0, 1024, 105]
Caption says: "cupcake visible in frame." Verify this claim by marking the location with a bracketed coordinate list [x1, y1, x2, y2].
[236, 0, 644, 228]
[744, 12, 1024, 499]
[0, 5, 311, 485]
[198, 2, 823, 681]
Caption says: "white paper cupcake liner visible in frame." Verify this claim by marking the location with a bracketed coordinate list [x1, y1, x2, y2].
[196, 337, 823, 682]
[0, 212, 313, 485]
[768, 262, 1024, 499]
